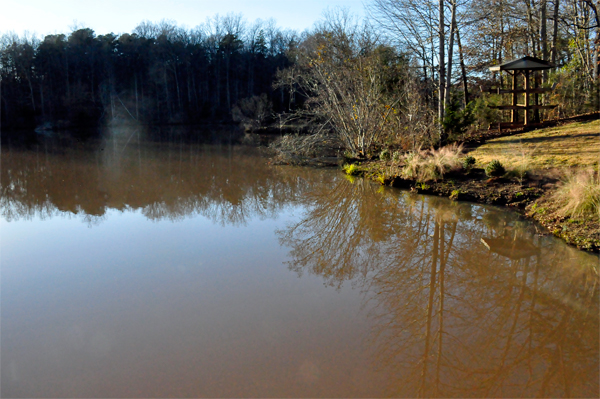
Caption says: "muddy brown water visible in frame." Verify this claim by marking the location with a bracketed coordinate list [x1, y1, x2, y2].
[1, 130, 598, 398]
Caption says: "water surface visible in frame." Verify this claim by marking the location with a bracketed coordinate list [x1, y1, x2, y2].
[1, 131, 598, 397]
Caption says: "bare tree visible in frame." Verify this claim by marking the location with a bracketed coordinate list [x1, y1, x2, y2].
[275, 14, 406, 157]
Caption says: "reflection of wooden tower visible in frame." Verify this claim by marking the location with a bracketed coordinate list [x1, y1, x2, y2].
[481, 237, 540, 260]
[484, 56, 557, 129]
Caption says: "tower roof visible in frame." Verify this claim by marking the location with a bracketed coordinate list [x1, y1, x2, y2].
[489, 56, 554, 72]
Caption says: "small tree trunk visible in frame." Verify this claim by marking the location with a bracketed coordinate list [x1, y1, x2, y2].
[186, 66, 192, 107]
[226, 56, 231, 111]
[27, 77, 36, 112]
[65, 51, 70, 104]
[164, 66, 171, 119]
[594, 30, 600, 83]
[445, 0, 457, 110]
[541, 0, 548, 82]
[551, 0, 560, 65]
[438, 0, 446, 144]
[135, 73, 139, 120]
[526, 0, 537, 56]
[456, 28, 469, 107]
[40, 78, 46, 119]
[174, 66, 182, 111]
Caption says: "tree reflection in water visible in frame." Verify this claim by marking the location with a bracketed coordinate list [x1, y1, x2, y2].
[2, 135, 598, 397]
[1, 131, 335, 227]
[279, 177, 599, 398]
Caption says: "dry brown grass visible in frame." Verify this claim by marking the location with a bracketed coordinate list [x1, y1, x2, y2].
[468, 120, 599, 170]
[400, 143, 464, 181]
[551, 169, 600, 218]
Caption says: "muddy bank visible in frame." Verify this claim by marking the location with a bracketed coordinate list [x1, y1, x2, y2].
[350, 162, 599, 252]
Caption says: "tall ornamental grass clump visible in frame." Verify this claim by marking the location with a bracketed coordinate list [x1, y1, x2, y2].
[400, 143, 464, 181]
[552, 169, 600, 218]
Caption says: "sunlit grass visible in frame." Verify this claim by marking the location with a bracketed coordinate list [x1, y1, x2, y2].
[552, 169, 600, 218]
[468, 120, 599, 170]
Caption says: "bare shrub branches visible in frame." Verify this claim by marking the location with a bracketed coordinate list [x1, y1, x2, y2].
[268, 130, 342, 165]
[274, 15, 436, 158]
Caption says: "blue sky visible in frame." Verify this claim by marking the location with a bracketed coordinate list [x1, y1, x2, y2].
[1, 0, 367, 37]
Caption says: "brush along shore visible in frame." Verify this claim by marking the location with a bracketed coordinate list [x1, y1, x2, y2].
[269, 119, 599, 251]
[343, 120, 600, 252]
[346, 160, 598, 252]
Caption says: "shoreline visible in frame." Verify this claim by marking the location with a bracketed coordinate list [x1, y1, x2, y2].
[345, 161, 599, 253]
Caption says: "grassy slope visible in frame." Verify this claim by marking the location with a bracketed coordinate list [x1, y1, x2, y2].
[467, 119, 599, 171]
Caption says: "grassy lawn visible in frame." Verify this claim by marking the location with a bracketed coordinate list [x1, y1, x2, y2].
[468, 120, 599, 171]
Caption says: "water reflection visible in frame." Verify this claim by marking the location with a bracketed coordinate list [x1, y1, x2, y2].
[2, 135, 598, 397]
[1, 132, 332, 226]
[279, 178, 599, 397]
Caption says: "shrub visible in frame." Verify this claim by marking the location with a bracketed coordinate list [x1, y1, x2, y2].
[269, 132, 341, 165]
[400, 143, 464, 181]
[485, 160, 506, 177]
[379, 149, 391, 161]
[343, 163, 361, 176]
[462, 156, 476, 171]
[428, 143, 464, 174]
[552, 169, 600, 218]
[471, 94, 502, 129]
[418, 159, 442, 181]
[401, 150, 423, 180]
[498, 140, 535, 184]
[392, 151, 402, 162]
[232, 93, 273, 130]
[442, 97, 475, 139]
[505, 167, 529, 184]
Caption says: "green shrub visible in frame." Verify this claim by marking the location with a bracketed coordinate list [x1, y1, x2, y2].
[392, 151, 402, 163]
[463, 156, 476, 171]
[472, 94, 502, 129]
[450, 189, 462, 200]
[343, 163, 361, 176]
[485, 160, 506, 177]
[442, 97, 475, 139]
[379, 149, 391, 161]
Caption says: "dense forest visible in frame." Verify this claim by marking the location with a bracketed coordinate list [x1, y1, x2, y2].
[0, 16, 297, 130]
[1, 0, 598, 148]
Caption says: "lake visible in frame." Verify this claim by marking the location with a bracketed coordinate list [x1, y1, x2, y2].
[1, 128, 598, 397]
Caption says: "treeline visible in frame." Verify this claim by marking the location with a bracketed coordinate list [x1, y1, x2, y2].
[1, 1, 598, 144]
[369, 0, 600, 131]
[271, 1, 599, 159]
[0, 15, 297, 130]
